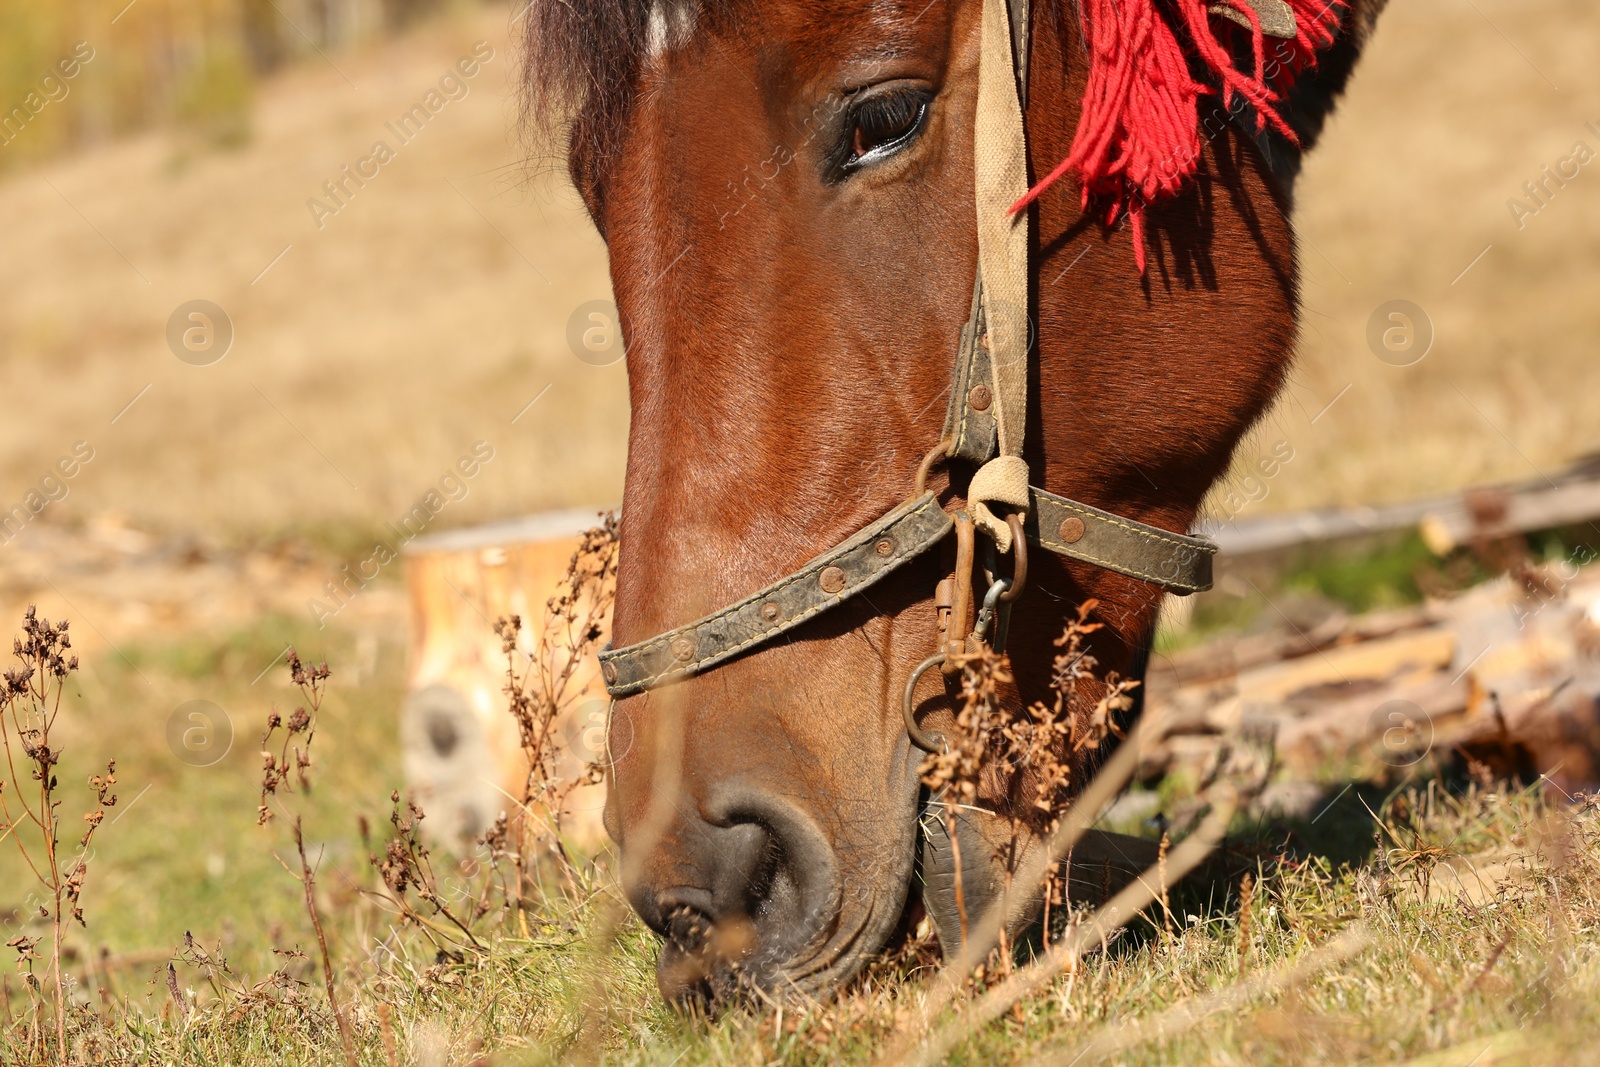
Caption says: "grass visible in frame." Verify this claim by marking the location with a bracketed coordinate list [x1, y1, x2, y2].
[1, 613, 407, 961]
[4, 608, 1599, 1065]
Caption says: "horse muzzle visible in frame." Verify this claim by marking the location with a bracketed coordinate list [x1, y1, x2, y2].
[626, 784, 854, 1005]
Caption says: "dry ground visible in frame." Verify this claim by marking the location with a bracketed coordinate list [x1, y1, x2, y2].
[1, 4, 620, 543]
[1244, 0, 1600, 512]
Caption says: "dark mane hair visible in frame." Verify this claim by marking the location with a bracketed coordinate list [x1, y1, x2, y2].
[520, 1, 737, 186]
[1284, 0, 1388, 153]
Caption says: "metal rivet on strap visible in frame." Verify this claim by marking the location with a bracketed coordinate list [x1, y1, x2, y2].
[1058, 517, 1086, 543]
[968, 384, 992, 412]
[819, 566, 847, 595]
[759, 601, 782, 623]
[670, 635, 697, 662]
[601, 661, 618, 685]
[874, 538, 895, 557]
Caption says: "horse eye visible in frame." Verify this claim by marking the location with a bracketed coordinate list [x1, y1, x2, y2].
[846, 91, 929, 168]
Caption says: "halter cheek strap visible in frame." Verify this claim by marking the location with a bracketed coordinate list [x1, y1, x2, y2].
[597, 0, 1218, 702]
[963, 0, 1033, 552]
[600, 493, 953, 698]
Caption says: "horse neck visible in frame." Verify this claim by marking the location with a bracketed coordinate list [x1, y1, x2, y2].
[1020, 4, 1299, 651]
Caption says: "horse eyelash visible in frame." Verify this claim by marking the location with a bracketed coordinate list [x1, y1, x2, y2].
[827, 88, 931, 179]
[852, 94, 928, 162]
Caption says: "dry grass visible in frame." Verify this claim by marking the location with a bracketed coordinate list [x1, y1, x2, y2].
[4, 590, 1599, 1064]
[1221, 0, 1600, 516]
[3, 533, 1600, 1065]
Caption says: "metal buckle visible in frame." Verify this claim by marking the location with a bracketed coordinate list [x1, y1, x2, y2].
[905, 508, 1031, 752]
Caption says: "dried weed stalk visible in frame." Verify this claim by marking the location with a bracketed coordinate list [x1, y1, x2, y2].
[0, 606, 115, 1062]
[257, 649, 328, 825]
[170, 931, 315, 1028]
[255, 648, 357, 1066]
[365, 789, 485, 954]
[492, 514, 618, 913]
[919, 600, 1140, 965]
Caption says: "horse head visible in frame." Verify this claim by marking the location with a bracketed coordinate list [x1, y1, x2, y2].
[524, 0, 1386, 1004]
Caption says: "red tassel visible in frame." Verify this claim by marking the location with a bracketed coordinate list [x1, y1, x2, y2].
[1011, 0, 1344, 272]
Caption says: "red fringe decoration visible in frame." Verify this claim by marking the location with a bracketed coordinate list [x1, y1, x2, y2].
[1012, 0, 1343, 272]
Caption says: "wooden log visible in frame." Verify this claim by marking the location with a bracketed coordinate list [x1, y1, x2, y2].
[1238, 627, 1457, 705]
[1148, 564, 1600, 789]
[399, 510, 614, 848]
[1420, 477, 1600, 554]
[1202, 454, 1600, 559]
[1149, 603, 1438, 692]
[1451, 684, 1600, 794]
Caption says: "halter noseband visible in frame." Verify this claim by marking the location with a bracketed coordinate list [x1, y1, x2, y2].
[597, 0, 1220, 728]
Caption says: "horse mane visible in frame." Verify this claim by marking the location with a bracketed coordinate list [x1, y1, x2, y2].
[1282, 0, 1388, 153]
[521, 0, 739, 190]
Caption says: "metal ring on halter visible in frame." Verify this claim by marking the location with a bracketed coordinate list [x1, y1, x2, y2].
[902, 652, 949, 752]
[912, 438, 954, 498]
[999, 512, 1028, 602]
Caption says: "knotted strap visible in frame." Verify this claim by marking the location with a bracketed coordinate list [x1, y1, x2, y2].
[967, 0, 1034, 550]
[967, 455, 1030, 551]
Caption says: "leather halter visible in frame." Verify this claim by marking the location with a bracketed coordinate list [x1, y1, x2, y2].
[598, 0, 1224, 704]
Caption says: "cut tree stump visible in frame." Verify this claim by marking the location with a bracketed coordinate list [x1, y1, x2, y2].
[400, 510, 613, 846]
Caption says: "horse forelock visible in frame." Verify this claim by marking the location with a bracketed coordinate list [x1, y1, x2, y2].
[521, 0, 735, 168]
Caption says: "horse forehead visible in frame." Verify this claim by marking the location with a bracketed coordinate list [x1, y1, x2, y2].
[644, 0, 950, 67]
[645, 0, 695, 59]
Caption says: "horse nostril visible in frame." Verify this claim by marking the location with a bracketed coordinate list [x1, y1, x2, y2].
[657, 903, 757, 1005]
[665, 904, 715, 954]
[715, 820, 778, 915]
[646, 792, 841, 1006]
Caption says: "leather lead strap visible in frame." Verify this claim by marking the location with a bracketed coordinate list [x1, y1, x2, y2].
[1211, 0, 1297, 38]
[963, 0, 1034, 551]
[943, 0, 1029, 465]
[1009, 0, 1031, 94]
[1027, 488, 1215, 595]
[940, 276, 998, 463]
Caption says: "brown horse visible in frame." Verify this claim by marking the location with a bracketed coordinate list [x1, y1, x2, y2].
[525, 0, 1386, 1003]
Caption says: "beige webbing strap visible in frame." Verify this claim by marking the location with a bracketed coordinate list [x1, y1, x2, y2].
[968, 0, 1032, 552]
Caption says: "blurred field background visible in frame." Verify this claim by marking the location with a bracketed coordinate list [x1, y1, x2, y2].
[0, 0, 605, 969]
[0, 1, 1599, 1062]
[0, 0, 619, 549]
[1263, 0, 1600, 512]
